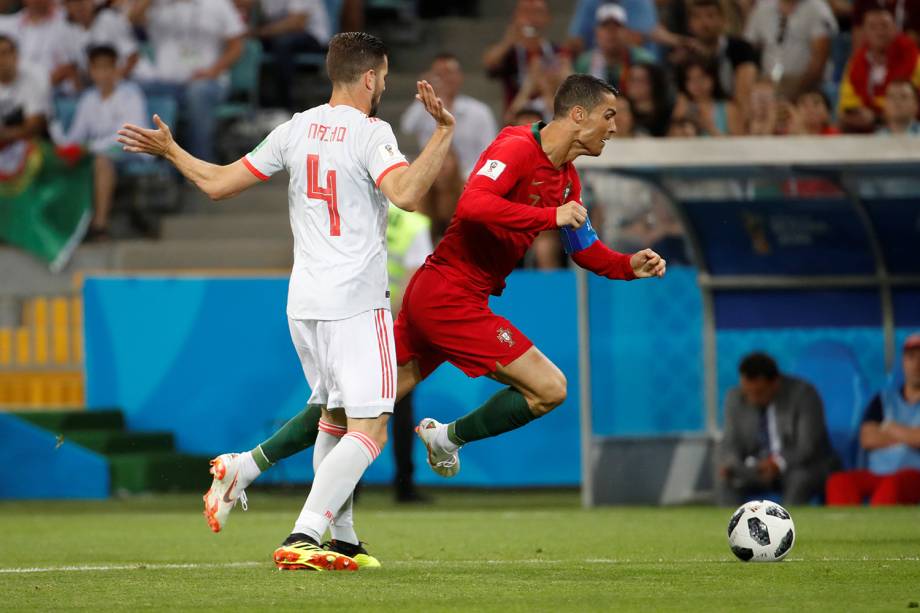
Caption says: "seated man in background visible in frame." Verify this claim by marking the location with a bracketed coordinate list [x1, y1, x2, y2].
[129, 0, 245, 161]
[718, 352, 840, 505]
[681, 0, 758, 118]
[63, 0, 139, 81]
[0, 34, 49, 155]
[55, 45, 147, 240]
[876, 80, 920, 135]
[0, 0, 80, 91]
[244, 0, 330, 109]
[573, 4, 655, 95]
[838, 6, 920, 133]
[826, 334, 920, 506]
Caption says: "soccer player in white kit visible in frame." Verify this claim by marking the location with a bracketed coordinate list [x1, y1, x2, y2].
[117, 32, 455, 571]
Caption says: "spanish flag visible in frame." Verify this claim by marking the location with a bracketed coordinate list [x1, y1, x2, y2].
[838, 34, 920, 115]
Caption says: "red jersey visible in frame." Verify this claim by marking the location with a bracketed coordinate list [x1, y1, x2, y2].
[424, 123, 578, 296]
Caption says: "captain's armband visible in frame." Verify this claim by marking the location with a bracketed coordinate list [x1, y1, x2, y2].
[559, 216, 599, 254]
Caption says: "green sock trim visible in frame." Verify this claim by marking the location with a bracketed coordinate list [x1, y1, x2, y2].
[252, 445, 272, 472]
[255, 403, 322, 466]
[447, 422, 466, 446]
[452, 387, 537, 445]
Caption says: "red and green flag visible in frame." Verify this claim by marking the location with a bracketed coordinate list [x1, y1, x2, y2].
[0, 139, 92, 272]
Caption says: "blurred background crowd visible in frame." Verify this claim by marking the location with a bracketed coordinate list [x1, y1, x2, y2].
[0, 0, 917, 251]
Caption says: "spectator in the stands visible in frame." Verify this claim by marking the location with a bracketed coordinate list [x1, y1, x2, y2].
[746, 77, 782, 134]
[625, 61, 673, 136]
[682, 0, 759, 116]
[851, 0, 920, 46]
[400, 53, 497, 179]
[877, 80, 920, 134]
[667, 114, 702, 136]
[0, 0, 80, 90]
[573, 4, 655, 93]
[129, 0, 245, 161]
[838, 7, 920, 133]
[56, 45, 146, 240]
[63, 0, 139, 80]
[744, 0, 838, 99]
[785, 88, 839, 134]
[672, 56, 743, 135]
[511, 106, 545, 125]
[483, 0, 567, 114]
[826, 334, 920, 506]
[718, 351, 841, 505]
[0, 33, 49, 151]
[566, 0, 687, 57]
[241, 0, 330, 109]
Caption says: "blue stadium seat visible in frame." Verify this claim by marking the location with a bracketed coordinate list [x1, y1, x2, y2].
[789, 341, 868, 470]
[217, 38, 263, 121]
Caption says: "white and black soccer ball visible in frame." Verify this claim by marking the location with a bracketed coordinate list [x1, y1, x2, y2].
[727, 500, 795, 562]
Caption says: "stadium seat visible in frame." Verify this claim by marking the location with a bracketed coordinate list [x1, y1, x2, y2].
[217, 38, 263, 121]
[789, 341, 868, 470]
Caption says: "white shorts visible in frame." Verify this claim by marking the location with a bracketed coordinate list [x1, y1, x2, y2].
[288, 308, 396, 418]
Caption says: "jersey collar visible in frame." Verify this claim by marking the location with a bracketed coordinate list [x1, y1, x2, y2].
[530, 121, 547, 146]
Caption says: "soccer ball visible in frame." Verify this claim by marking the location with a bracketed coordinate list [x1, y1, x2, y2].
[727, 500, 795, 562]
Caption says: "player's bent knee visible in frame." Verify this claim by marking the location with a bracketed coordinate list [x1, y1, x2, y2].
[532, 373, 567, 416]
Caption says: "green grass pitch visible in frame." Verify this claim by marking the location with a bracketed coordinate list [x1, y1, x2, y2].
[1, 490, 918, 611]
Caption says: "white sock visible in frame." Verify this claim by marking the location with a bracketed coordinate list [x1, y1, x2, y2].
[436, 424, 460, 453]
[312, 422, 358, 544]
[237, 451, 262, 489]
[293, 431, 380, 543]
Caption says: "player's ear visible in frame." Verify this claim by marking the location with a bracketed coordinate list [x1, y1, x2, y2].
[364, 69, 375, 92]
[571, 105, 586, 124]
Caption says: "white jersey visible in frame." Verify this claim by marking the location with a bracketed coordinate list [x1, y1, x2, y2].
[243, 103, 408, 321]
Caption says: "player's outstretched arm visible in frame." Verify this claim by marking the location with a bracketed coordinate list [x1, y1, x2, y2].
[379, 80, 454, 211]
[118, 115, 260, 201]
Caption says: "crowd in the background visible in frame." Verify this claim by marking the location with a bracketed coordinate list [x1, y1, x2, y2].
[0, 0, 335, 239]
[488, 0, 920, 138]
[0, 0, 918, 244]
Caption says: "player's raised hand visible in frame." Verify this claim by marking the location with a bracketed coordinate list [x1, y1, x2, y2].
[416, 80, 455, 129]
[117, 114, 175, 158]
[556, 201, 587, 229]
[630, 248, 667, 278]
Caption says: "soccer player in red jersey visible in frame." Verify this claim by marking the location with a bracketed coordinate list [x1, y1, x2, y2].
[394, 74, 667, 475]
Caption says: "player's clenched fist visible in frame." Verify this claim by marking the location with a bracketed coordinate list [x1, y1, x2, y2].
[556, 201, 587, 229]
[630, 248, 667, 278]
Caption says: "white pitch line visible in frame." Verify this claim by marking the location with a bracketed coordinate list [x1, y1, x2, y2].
[1, 556, 917, 575]
[0, 561, 262, 574]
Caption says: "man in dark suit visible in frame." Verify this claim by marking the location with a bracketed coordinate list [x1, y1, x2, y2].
[718, 352, 840, 505]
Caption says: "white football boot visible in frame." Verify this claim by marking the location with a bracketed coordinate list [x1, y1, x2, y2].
[203, 453, 249, 533]
[415, 418, 460, 478]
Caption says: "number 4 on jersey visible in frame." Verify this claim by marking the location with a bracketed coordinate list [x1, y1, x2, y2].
[306, 154, 340, 236]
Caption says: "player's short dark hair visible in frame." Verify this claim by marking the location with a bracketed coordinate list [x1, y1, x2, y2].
[739, 352, 779, 381]
[87, 44, 118, 64]
[0, 34, 16, 50]
[326, 32, 388, 84]
[553, 74, 619, 119]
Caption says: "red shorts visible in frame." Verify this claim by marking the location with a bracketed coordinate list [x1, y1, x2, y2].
[394, 266, 533, 378]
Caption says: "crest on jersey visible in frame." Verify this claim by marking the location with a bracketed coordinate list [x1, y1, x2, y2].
[496, 327, 515, 347]
[477, 159, 507, 181]
[378, 143, 399, 161]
